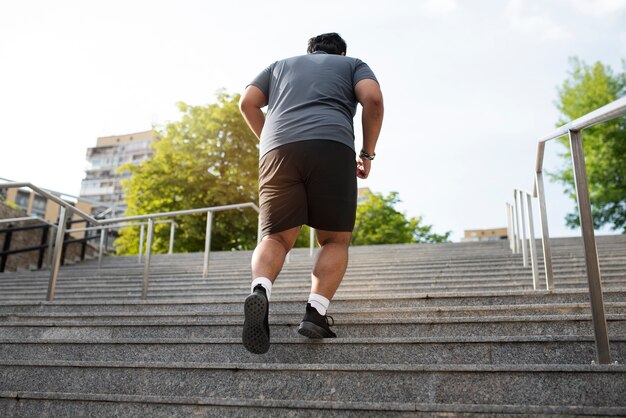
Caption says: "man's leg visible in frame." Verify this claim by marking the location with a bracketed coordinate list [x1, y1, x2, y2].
[310, 230, 352, 300]
[243, 226, 300, 354]
[298, 229, 351, 339]
[251, 226, 301, 285]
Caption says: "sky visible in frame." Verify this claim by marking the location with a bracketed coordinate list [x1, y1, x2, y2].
[1, 0, 625, 242]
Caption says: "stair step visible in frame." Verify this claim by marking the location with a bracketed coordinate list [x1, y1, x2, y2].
[1, 236, 624, 415]
[1, 361, 624, 407]
[2, 314, 626, 339]
[2, 391, 625, 417]
[1, 335, 625, 365]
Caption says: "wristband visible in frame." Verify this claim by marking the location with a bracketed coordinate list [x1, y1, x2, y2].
[359, 150, 376, 161]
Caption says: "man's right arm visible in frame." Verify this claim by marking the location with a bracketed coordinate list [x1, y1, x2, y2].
[355, 79, 384, 179]
[239, 85, 268, 139]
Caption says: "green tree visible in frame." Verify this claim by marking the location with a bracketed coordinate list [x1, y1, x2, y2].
[551, 58, 626, 232]
[115, 92, 260, 255]
[351, 191, 450, 245]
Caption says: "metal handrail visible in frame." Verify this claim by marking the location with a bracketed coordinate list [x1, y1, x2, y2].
[0, 216, 57, 227]
[507, 95, 626, 365]
[67, 219, 177, 233]
[0, 182, 98, 224]
[0, 180, 261, 302]
[74, 219, 178, 268]
[0, 176, 124, 215]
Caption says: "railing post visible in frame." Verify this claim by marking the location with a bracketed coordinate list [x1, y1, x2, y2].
[524, 193, 540, 289]
[142, 218, 154, 299]
[202, 211, 213, 279]
[98, 228, 106, 269]
[569, 129, 611, 364]
[0, 227, 12, 273]
[535, 171, 554, 290]
[38, 225, 49, 269]
[80, 232, 87, 261]
[138, 224, 145, 264]
[47, 207, 68, 302]
[506, 204, 514, 252]
[512, 192, 521, 254]
[46, 225, 56, 269]
[518, 190, 528, 267]
[169, 222, 175, 255]
[310, 227, 315, 257]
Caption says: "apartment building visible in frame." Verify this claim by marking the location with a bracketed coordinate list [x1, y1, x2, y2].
[79, 130, 155, 215]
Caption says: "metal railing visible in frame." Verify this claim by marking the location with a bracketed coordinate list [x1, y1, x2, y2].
[0, 181, 260, 302]
[0, 216, 101, 272]
[97, 204, 260, 299]
[507, 96, 626, 364]
[66, 219, 178, 263]
[0, 217, 56, 272]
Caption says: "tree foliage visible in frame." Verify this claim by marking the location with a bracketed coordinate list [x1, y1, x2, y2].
[351, 191, 450, 245]
[551, 58, 626, 232]
[115, 92, 260, 254]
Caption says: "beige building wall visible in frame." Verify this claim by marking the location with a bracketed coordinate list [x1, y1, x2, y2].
[2, 188, 97, 239]
[6, 188, 17, 203]
[44, 203, 60, 225]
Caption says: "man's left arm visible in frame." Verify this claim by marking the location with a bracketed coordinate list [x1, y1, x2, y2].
[239, 85, 268, 139]
[355, 78, 384, 179]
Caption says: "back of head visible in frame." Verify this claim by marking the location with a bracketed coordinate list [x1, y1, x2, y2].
[307, 33, 347, 55]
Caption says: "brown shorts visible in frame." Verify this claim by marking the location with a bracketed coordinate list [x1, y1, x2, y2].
[259, 140, 357, 236]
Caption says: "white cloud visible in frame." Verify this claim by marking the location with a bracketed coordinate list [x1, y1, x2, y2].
[420, 0, 459, 16]
[566, 0, 626, 17]
[505, 0, 572, 41]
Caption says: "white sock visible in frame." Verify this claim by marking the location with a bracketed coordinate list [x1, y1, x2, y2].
[308, 293, 330, 315]
[251, 277, 272, 301]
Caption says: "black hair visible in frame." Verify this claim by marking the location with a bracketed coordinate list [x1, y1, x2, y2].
[307, 33, 347, 55]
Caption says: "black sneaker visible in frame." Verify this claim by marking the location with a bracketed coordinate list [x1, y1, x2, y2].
[297, 303, 337, 338]
[242, 284, 270, 354]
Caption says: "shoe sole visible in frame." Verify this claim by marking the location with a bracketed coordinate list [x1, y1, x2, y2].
[297, 321, 336, 339]
[242, 292, 269, 354]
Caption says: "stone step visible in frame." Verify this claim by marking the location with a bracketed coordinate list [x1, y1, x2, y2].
[2, 302, 626, 324]
[3, 282, 626, 303]
[2, 314, 625, 340]
[1, 289, 624, 312]
[2, 391, 625, 417]
[4, 262, 626, 282]
[1, 335, 625, 365]
[3, 256, 624, 277]
[3, 239, 622, 265]
[1, 361, 624, 407]
[7, 253, 624, 276]
[1, 273, 624, 295]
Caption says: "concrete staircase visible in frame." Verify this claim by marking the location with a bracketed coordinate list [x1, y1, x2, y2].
[0, 235, 624, 416]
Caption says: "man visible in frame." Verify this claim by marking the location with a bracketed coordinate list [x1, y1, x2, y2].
[239, 32, 383, 354]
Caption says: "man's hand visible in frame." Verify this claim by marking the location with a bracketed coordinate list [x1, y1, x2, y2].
[356, 156, 371, 179]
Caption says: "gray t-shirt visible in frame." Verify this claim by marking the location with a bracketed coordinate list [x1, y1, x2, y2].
[249, 52, 378, 157]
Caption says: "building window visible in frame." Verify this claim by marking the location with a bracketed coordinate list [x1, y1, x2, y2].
[31, 196, 47, 217]
[15, 191, 30, 210]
